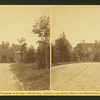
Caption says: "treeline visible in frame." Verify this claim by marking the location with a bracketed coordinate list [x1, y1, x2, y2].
[0, 15, 50, 69]
[0, 41, 20, 63]
[0, 38, 50, 69]
[52, 32, 100, 64]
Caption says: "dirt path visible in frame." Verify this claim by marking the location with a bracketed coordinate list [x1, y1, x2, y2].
[51, 62, 100, 91]
[0, 63, 23, 91]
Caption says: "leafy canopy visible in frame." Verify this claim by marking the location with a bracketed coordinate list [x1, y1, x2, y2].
[32, 15, 50, 42]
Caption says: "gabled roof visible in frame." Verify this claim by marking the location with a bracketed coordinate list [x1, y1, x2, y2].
[76, 43, 95, 49]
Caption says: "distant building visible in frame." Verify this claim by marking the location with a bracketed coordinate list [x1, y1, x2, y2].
[76, 43, 94, 50]
[75, 40, 100, 50]
[74, 40, 100, 61]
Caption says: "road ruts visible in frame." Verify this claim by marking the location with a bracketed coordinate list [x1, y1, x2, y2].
[51, 63, 100, 91]
[0, 63, 23, 91]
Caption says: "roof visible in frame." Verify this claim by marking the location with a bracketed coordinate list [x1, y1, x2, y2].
[76, 43, 95, 49]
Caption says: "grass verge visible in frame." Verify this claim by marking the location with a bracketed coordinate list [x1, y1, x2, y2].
[10, 63, 50, 90]
[52, 62, 76, 66]
[52, 61, 97, 67]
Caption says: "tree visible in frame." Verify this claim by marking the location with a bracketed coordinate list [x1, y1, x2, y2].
[93, 41, 100, 62]
[52, 44, 56, 63]
[52, 32, 73, 63]
[32, 16, 50, 69]
[72, 47, 80, 62]
[25, 45, 36, 63]
[18, 37, 27, 63]
[0, 41, 10, 63]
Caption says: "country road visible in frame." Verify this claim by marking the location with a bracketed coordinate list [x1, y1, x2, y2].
[0, 63, 23, 91]
[51, 62, 100, 91]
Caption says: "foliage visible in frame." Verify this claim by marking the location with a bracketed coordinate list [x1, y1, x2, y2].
[52, 32, 73, 63]
[52, 32, 100, 65]
[10, 63, 50, 90]
[36, 43, 50, 68]
[32, 16, 50, 41]
[25, 45, 36, 63]
[32, 16, 50, 68]
[18, 38, 27, 63]
[0, 40, 36, 64]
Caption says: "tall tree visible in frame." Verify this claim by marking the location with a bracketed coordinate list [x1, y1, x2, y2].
[52, 32, 73, 63]
[32, 16, 50, 69]
[18, 37, 27, 63]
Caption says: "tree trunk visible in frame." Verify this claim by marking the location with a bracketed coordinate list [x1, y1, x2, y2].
[45, 44, 48, 69]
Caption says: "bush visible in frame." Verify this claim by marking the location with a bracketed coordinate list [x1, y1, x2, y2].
[10, 63, 50, 90]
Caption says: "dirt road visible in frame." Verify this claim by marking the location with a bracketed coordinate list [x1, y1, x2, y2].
[51, 62, 100, 91]
[0, 63, 23, 91]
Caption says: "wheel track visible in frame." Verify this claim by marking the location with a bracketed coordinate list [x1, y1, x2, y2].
[51, 64, 88, 90]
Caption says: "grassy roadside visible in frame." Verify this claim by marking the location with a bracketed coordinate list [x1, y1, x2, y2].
[52, 62, 76, 66]
[10, 63, 50, 90]
[52, 61, 98, 67]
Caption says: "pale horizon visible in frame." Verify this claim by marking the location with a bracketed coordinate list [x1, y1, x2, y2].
[0, 7, 50, 48]
[52, 7, 100, 47]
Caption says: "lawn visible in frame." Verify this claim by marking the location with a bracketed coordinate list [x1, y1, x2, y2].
[10, 63, 50, 90]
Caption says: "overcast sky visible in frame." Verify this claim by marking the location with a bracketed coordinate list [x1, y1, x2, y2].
[52, 7, 100, 47]
[0, 7, 50, 48]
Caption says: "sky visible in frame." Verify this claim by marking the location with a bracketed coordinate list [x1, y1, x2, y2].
[0, 7, 50, 48]
[52, 7, 100, 47]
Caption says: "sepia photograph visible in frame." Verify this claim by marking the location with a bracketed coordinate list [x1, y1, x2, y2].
[51, 6, 100, 91]
[2, 5, 100, 96]
[0, 6, 50, 91]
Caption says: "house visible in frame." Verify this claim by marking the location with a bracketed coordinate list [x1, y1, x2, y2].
[75, 40, 98, 51]
[74, 40, 100, 61]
